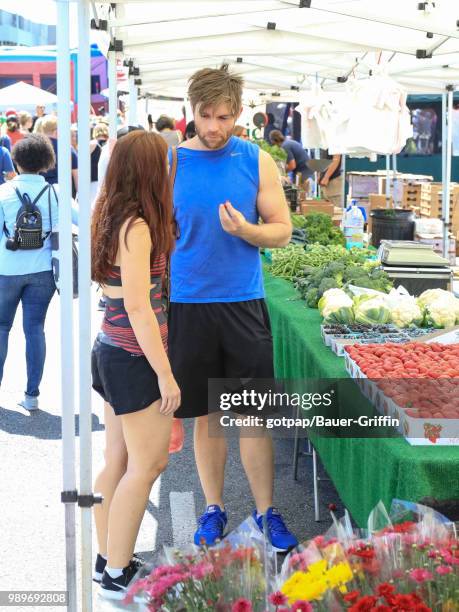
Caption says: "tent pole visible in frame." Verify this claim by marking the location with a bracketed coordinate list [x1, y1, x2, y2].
[128, 75, 137, 125]
[56, 1, 77, 610]
[108, 50, 117, 140]
[341, 154, 346, 209]
[443, 87, 454, 259]
[77, 1, 94, 610]
[385, 154, 391, 208]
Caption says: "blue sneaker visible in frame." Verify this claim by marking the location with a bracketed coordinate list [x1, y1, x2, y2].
[194, 505, 228, 546]
[253, 507, 298, 552]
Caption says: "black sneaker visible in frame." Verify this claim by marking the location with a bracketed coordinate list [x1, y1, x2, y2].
[98, 553, 145, 599]
[99, 560, 141, 601]
[93, 553, 107, 584]
[93, 553, 144, 584]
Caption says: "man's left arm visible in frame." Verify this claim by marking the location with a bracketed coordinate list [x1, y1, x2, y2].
[219, 150, 292, 248]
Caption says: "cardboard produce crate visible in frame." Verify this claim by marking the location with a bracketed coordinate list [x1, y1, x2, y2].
[300, 199, 334, 216]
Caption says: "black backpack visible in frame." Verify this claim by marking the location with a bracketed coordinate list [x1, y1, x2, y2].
[3, 185, 51, 250]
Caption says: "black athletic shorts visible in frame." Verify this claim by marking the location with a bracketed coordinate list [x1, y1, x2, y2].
[91, 336, 161, 416]
[168, 299, 274, 419]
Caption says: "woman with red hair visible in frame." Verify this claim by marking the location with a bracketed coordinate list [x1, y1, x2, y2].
[91, 131, 180, 599]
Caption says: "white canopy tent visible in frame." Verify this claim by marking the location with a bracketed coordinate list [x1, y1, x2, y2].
[0, 81, 59, 112]
[54, 2, 459, 610]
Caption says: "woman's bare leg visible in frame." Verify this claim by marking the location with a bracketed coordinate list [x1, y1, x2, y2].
[106, 400, 172, 568]
[93, 402, 128, 557]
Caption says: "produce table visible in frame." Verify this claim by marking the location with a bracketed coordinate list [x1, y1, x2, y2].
[263, 267, 459, 527]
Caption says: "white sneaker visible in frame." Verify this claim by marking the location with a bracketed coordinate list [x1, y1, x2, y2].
[18, 395, 39, 411]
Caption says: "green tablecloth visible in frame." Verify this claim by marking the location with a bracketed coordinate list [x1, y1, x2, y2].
[263, 268, 459, 527]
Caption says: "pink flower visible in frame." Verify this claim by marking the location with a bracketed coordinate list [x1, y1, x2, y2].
[269, 592, 288, 606]
[291, 602, 313, 612]
[409, 568, 433, 583]
[436, 565, 453, 575]
[231, 598, 253, 612]
[427, 550, 438, 559]
[190, 561, 213, 580]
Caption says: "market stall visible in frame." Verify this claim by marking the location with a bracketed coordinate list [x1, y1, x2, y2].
[263, 266, 459, 528]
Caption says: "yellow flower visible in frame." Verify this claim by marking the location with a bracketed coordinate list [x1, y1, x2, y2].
[307, 559, 328, 576]
[325, 562, 353, 588]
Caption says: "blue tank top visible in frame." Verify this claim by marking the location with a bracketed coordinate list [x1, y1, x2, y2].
[170, 136, 264, 303]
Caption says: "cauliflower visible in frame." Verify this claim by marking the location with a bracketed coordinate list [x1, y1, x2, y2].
[353, 295, 391, 325]
[318, 289, 354, 324]
[418, 289, 459, 324]
[424, 297, 457, 329]
[390, 296, 424, 328]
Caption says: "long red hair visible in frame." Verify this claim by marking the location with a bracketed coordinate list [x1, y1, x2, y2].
[91, 131, 174, 284]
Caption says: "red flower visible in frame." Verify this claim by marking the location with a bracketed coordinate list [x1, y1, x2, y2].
[328, 503, 337, 511]
[291, 602, 313, 612]
[377, 582, 395, 600]
[343, 590, 361, 603]
[269, 592, 288, 606]
[231, 598, 253, 612]
[374, 606, 391, 612]
[349, 595, 378, 612]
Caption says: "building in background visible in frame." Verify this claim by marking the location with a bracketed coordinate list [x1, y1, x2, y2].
[0, 45, 108, 115]
[0, 9, 56, 47]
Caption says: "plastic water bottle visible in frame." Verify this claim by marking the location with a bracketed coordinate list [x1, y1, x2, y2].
[343, 200, 364, 249]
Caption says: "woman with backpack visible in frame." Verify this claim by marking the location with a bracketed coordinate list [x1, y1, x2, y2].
[0, 133, 78, 411]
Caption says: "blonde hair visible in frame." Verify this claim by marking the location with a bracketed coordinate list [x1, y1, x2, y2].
[18, 111, 32, 128]
[93, 123, 109, 140]
[40, 115, 58, 136]
[188, 64, 243, 116]
[33, 116, 45, 134]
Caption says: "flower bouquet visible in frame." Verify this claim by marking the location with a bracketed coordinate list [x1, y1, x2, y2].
[273, 499, 459, 611]
[125, 517, 276, 611]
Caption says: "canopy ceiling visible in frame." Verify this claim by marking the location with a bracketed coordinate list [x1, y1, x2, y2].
[94, 0, 459, 100]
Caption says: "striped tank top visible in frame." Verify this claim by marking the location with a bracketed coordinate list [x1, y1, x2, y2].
[99, 253, 168, 355]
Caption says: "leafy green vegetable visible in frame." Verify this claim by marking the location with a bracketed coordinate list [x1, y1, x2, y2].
[254, 139, 287, 162]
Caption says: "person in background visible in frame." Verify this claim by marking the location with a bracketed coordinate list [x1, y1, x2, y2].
[91, 131, 180, 599]
[0, 134, 78, 411]
[155, 115, 183, 147]
[31, 105, 46, 132]
[147, 114, 154, 132]
[0, 133, 11, 152]
[33, 116, 45, 134]
[18, 111, 33, 137]
[175, 106, 187, 138]
[90, 123, 109, 204]
[233, 124, 249, 140]
[70, 125, 78, 152]
[269, 130, 311, 186]
[184, 120, 196, 140]
[40, 115, 78, 198]
[168, 64, 297, 552]
[263, 112, 276, 143]
[319, 152, 343, 207]
[0, 145, 15, 185]
[5, 110, 24, 148]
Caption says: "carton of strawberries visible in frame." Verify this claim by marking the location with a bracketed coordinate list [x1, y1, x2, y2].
[344, 342, 459, 445]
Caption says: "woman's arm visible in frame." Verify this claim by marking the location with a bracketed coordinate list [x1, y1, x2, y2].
[120, 219, 180, 414]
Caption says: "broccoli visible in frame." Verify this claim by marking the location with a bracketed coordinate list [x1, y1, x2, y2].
[305, 287, 320, 308]
[318, 278, 340, 296]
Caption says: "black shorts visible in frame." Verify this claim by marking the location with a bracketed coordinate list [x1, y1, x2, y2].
[91, 337, 161, 416]
[168, 300, 274, 419]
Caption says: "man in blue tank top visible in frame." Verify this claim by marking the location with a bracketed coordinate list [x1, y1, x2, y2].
[168, 65, 297, 552]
